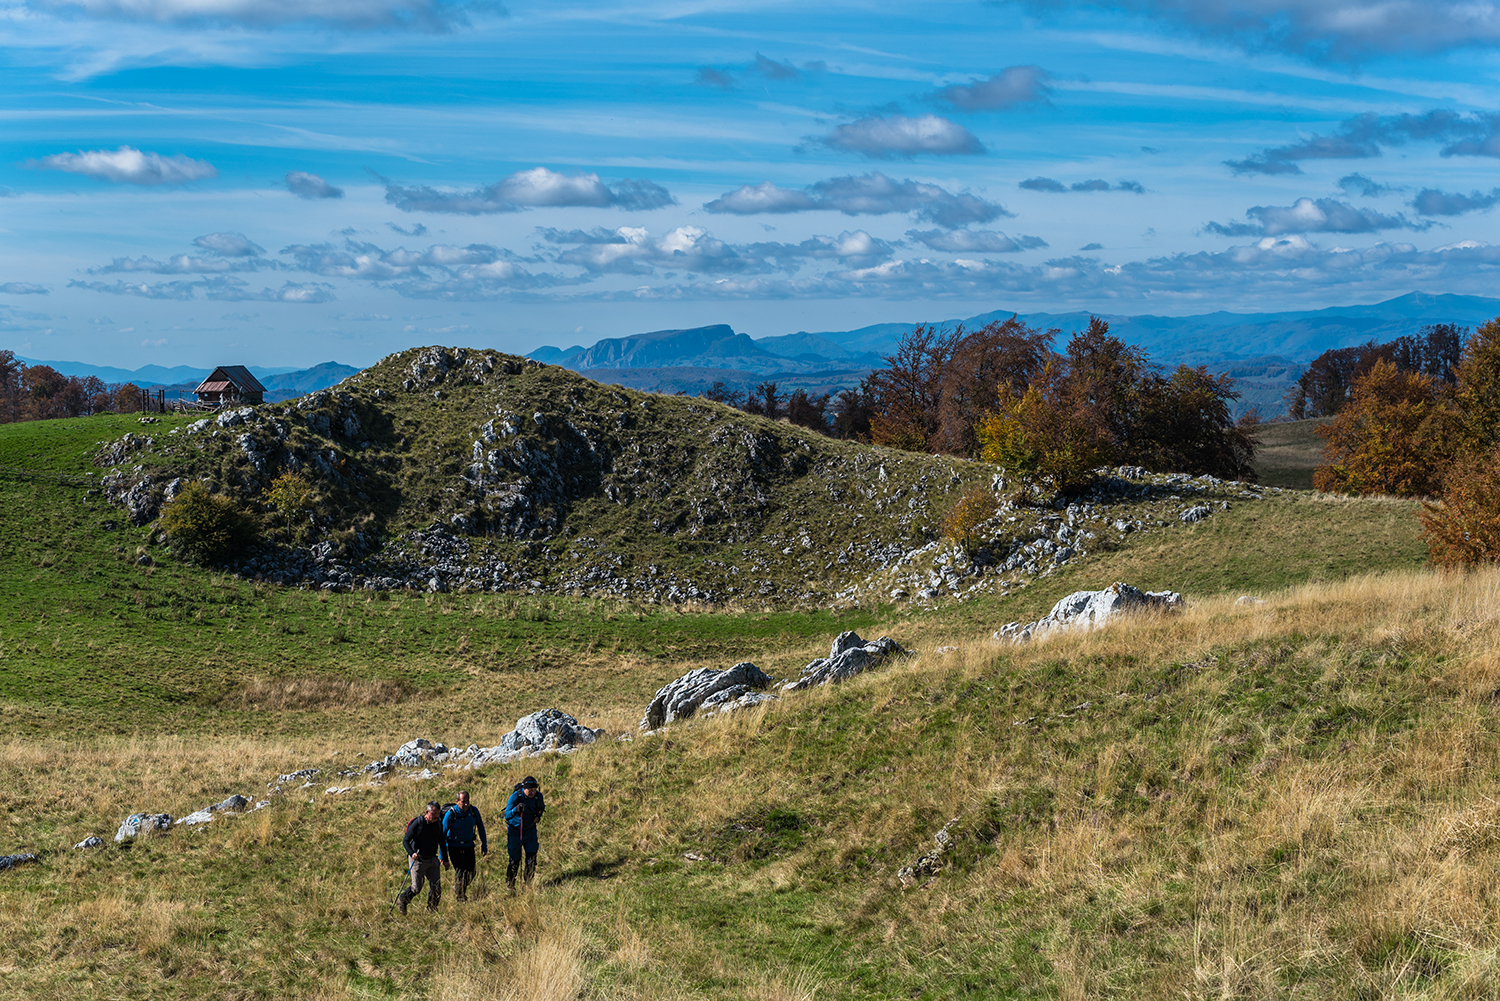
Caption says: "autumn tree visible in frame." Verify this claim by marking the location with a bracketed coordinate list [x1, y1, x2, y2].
[865, 317, 1052, 455]
[1312, 359, 1452, 496]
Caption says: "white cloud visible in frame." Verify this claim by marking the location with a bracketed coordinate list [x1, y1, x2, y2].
[931, 66, 1051, 111]
[704, 173, 1009, 228]
[286, 171, 344, 199]
[0, 283, 49, 294]
[384, 167, 675, 214]
[194, 232, 265, 257]
[906, 229, 1049, 253]
[26, 0, 482, 31]
[813, 114, 985, 158]
[1205, 197, 1420, 236]
[33, 146, 216, 185]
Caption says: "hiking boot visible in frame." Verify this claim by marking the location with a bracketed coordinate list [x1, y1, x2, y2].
[396, 892, 409, 915]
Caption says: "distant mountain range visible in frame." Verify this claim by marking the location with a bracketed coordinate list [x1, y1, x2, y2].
[17, 358, 360, 403]
[526, 292, 1500, 418]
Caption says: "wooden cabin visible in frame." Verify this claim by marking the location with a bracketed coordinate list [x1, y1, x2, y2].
[193, 365, 266, 407]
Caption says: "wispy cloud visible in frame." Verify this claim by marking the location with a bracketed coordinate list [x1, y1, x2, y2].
[70, 276, 334, 301]
[1020, 177, 1144, 193]
[0, 283, 48, 295]
[384, 167, 675, 214]
[33, 146, 216, 185]
[906, 229, 1048, 252]
[704, 172, 1009, 228]
[753, 53, 799, 81]
[286, 171, 344, 199]
[1016, 0, 1500, 60]
[26, 0, 487, 31]
[194, 232, 265, 257]
[1226, 110, 1500, 175]
[695, 67, 734, 89]
[1338, 173, 1397, 197]
[930, 66, 1050, 111]
[812, 114, 986, 158]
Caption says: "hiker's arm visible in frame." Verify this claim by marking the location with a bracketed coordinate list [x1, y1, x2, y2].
[477, 810, 488, 852]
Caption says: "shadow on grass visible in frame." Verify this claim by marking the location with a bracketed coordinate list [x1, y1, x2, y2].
[541, 856, 628, 887]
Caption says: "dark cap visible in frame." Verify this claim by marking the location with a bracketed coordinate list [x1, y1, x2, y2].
[522, 776, 539, 788]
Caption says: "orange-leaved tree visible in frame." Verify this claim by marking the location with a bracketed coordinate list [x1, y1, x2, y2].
[1311, 358, 1452, 497]
[1419, 318, 1500, 565]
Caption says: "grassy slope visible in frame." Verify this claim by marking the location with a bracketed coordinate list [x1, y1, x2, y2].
[1250, 418, 1331, 490]
[1, 402, 1471, 1001]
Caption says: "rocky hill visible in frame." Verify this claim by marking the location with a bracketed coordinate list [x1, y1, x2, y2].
[92, 346, 1274, 608]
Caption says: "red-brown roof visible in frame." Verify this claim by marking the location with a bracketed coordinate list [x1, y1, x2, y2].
[198, 380, 231, 393]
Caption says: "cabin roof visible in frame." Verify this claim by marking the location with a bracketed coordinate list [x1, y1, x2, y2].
[193, 365, 266, 395]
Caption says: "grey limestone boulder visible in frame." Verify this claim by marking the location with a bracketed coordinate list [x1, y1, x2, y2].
[115, 813, 172, 842]
[782, 631, 906, 692]
[176, 794, 251, 827]
[640, 662, 772, 731]
[997, 581, 1183, 645]
[493, 709, 602, 756]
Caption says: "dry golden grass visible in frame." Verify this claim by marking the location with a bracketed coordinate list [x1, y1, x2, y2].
[226, 676, 415, 711]
[10, 567, 1500, 999]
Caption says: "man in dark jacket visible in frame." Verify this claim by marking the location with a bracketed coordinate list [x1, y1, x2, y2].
[397, 801, 449, 914]
[504, 776, 545, 891]
[442, 790, 487, 901]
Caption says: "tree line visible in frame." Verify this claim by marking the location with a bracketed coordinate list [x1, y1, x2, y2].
[701, 315, 1259, 492]
[0, 350, 160, 424]
[1293, 321, 1500, 566]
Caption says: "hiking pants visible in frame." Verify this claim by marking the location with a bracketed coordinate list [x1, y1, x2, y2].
[448, 845, 476, 899]
[506, 826, 538, 887]
[399, 856, 442, 910]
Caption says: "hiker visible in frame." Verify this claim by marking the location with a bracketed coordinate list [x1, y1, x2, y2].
[442, 789, 488, 901]
[504, 775, 545, 891]
[397, 801, 449, 914]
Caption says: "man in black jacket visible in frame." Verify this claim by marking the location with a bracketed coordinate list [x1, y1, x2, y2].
[397, 801, 450, 914]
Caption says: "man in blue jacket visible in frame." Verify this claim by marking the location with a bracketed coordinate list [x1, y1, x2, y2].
[504, 775, 545, 891]
[442, 790, 487, 901]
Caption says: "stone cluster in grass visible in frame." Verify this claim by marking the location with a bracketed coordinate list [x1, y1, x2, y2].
[996, 580, 1184, 644]
[89, 346, 1277, 610]
[781, 631, 907, 691]
[640, 661, 776, 731]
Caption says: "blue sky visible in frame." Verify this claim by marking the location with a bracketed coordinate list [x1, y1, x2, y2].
[5, 0, 1500, 368]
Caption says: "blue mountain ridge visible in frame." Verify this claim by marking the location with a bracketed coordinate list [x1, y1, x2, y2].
[526, 292, 1500, 374]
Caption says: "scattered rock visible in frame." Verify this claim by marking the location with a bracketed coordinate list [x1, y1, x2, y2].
[73, 836, 104, 850]
[176, 794, 250, 827]
[1235, 595, 1266, 607]
[271, 768, 321, 786]
[0, 853, 39, 871]
[1180, 505, 1211, 523]
[898, 817, 961, 888]
[782, 631, 906, 691]
[997, 581, 1183, 644]
[115, 812, 172, 842]
[640, 662, 773, 731]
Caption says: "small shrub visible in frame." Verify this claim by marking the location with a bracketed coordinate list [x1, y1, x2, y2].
[158, 482, 259, 565]
[264, 471, 316, 545]
[1420, 449, 1500, 568]
[943, 486, 999, 551]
